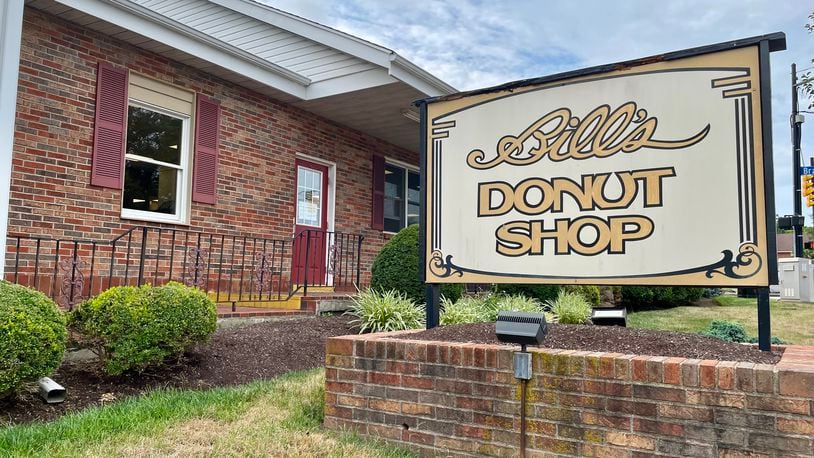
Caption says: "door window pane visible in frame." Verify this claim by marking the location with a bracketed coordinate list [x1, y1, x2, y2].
[122, 161, 178, 214]
[297, 166, 323, 227]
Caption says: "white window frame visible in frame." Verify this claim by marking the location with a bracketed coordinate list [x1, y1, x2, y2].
[383, 159, 420, 234]
[120, 99, 191, 225]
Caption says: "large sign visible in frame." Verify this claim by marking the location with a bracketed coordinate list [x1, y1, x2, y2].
[420, 37, 782, 287]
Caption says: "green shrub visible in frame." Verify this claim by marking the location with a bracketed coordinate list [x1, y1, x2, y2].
[0, 282, 66, 397]
[493, 284, 560, 303]
[439, 294, 545, 325]
[72, 282, 217, 375]
[700, 320, 747, 343]
[370, 225, 463, 303]
[561, 285, 601, 307]
[699, 320, 788, 345]
[746, 336, 787, 345]
[483, 294, 545, 322]
[620, 285, 654, 306]
[439, 283, 465, 303]
[544, 291, 593, 324]
[347, 289, 424, 333]
[671, 287, 704, 303]
[440, 296, 487, 325]
[621, 286, 704, 309]
[702, 288, 722, 298]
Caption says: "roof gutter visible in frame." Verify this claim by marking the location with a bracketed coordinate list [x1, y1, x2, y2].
[390, 54, 456, 96]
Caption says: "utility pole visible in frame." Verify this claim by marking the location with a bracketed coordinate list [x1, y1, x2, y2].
[792, 63, 804, 256]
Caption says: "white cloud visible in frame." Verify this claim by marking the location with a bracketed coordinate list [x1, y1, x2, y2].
[265, 0, 814, 221]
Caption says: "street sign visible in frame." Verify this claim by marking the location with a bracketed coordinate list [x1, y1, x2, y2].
[801, 166, 814, 175]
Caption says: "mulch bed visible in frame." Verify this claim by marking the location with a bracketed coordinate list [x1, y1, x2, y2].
[400, 323, 781, 364]
[0, 316, 356, 426]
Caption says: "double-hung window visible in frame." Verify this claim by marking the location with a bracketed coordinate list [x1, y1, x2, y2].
[120, 73, 193, 224]
[383, 162, 420, 232]
[91, 65, 219, 212]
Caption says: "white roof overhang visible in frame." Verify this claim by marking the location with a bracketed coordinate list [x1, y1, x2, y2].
[25, 0, 456, 151]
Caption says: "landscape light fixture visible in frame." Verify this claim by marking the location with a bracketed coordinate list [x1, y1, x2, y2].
[591, 307, 628, 327]
[495, 311, 548, 351]
[495, 311, 548, 458]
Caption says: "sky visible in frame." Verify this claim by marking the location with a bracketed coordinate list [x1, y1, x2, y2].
[266, 0, 814, 223]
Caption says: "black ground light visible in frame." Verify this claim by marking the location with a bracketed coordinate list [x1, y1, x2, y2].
[495, 311, 548, 458]
[590, 307, 627, 327]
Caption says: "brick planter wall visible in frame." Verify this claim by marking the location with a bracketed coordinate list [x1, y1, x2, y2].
[324, 332, 814, 457]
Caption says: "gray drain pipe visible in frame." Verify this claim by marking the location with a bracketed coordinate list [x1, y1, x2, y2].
[38, 377, 66, 404]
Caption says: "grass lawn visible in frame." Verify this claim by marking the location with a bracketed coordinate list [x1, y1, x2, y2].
[0, 369, 413, 458]
[628, 296, 814, 345]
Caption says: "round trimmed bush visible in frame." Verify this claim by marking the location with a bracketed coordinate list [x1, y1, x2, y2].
[371, 225, 463, 303]
[72, 282, 216, 375]
[0, 281, 66, 397]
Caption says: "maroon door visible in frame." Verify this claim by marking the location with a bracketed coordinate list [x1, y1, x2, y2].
[292, 159, 329, 285]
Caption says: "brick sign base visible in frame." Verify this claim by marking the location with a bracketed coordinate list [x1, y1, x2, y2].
[324, 331, 814, 457]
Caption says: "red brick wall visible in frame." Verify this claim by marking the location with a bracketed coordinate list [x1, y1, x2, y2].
[325, 333, 814, 457]
[8, 7, 416, 285]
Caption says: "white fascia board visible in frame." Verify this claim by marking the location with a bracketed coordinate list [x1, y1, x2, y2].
[210, 0, 393, 67]
[56, 0, 309, 99]
[213, 0, 457, 97]
[0, 0, 25, 276]
[306, 68, 395, 100]
[389, 55, 456, 96]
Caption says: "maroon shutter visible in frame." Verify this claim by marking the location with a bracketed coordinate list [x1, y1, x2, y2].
[371, 154, 385, 230]
[192, 95, 220, 204]
[91, 62, 128, 188]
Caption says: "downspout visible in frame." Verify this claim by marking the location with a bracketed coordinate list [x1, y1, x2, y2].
[0, 0, 24, 278]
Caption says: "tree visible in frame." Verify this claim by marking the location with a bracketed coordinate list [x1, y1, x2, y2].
[801, 12, 814, 108]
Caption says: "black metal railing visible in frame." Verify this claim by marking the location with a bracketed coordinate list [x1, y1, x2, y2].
[291, 229, 364, 297]
[5, 226, 364, 310]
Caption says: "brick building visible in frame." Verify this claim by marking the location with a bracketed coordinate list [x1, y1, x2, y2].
[0, 0, 454, 309]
